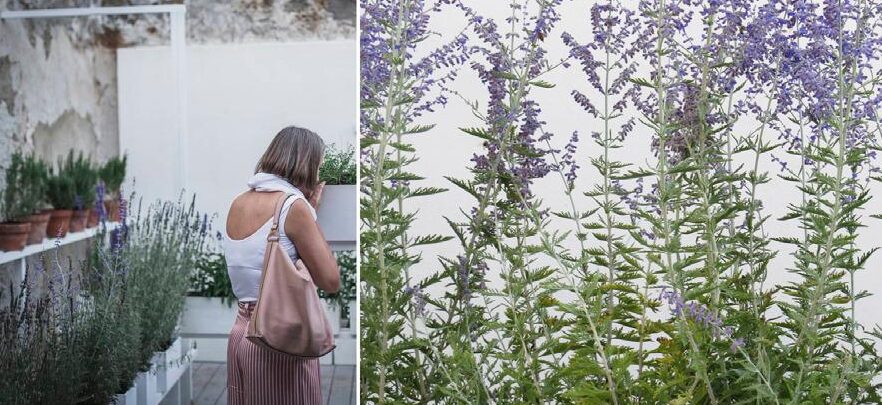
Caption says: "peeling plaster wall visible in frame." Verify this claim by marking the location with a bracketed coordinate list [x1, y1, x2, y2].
[0, 0, 355, 189]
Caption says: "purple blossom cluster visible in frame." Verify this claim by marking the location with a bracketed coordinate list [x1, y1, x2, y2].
[659, 287, 744, 352]
[95, 181, 107, 223]
[360, 0, 472, 133]
[463, 1, 564, 202]
[559, 131, 579, 188]
[111, 196, 128, 253]
[739, 1, 882, 173]
[404, 285, 428, 316]
[455, 255, 487, 303]
[562, 2, 640, 124]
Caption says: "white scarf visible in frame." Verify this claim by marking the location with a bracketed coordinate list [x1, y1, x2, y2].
[246, 172, 316, 218]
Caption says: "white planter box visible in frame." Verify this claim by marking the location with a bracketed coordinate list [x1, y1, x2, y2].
[334, 300, 356, 365]
[181, 297, 238, 335]
[322, 300, 342, 334]
[135, 367, 159, 405]
[348, 300, 356, 330]
[113, 382, 137, 405]
[180, 296, 238, 362]
[154, 338, 185, 395]
[123, 338, 196, 405]
[316, 185, 356, 242]
[320, 301, 341, 365]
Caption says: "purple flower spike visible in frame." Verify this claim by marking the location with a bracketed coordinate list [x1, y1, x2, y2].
[658, 286, 745, 353]
[95, 181, 107, 223]
[404, 286, 427, 317]
[730, 337, 745, 353]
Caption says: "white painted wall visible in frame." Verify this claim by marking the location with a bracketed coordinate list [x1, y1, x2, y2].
[402, 2, 882, 332]
[118, 40, 356, 229]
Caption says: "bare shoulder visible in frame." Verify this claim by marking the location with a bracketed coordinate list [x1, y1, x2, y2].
[286, 198, 314, 223]
[227, 191, 251, 215]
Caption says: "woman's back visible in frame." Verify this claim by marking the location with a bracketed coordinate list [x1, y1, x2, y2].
[223, 190, 314, 302]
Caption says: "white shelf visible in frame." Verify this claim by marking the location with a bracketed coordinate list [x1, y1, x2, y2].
[0, 222, 121, 266]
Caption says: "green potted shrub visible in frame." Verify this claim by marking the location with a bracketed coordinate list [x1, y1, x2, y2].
[17, 152, 51, 245]
[45, 167, 77, 238]
[61, 151, 97, 232]
[317, 144, 356, 241]
[317, 250, 357, 365]
[99, 154, 126, 223]
[0, 152, 35, 251]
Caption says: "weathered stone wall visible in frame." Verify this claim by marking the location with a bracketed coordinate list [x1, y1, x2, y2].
[0, 0, 355, 188]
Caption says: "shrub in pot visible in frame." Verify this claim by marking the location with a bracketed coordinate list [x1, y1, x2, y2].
[318, 250, 357, 325]
[189, 251, 235, 304]
[0, 152, 37, 251]
[99, 154, 126, 223]
[46, 169, 77, 238]
[62, 151, 98, 232]
[124, 196, 210, 360]
[319, 144, 356, 186]
[317, 144, 357, 241]
[16, 152, 51, 245]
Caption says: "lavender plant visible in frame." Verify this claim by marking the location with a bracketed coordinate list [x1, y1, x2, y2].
[123, 194, 211, 357]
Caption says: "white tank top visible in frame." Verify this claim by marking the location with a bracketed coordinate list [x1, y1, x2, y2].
[222, 192, 316, 302]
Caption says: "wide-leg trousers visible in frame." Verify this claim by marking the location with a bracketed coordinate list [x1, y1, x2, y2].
[228, 302, 322, 405]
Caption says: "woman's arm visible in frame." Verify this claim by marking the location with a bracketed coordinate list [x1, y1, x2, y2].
[285, 198, 341, 293]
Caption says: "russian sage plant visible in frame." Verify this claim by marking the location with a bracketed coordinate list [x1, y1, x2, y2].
[359, 0, 469, 402]
[360, 0, 882, 404]
[427, 1, 580, 402]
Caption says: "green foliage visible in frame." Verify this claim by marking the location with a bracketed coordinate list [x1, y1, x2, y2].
[0, 194, 213, 404]
[99, 154, 127, 195]
[46, 168, 77, 210]
[123, 195, 211, 358]
[359, 1, 454, 401]
[319, 144, 356, 185]
[2, 151, 48, 221]
[318, 250, 357, 309]
[361, 1, 882, 404]
[61, 151, 98, 208]
[189, 251, 235, 305]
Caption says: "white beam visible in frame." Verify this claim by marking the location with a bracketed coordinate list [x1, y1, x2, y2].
[170, 9, 188, 193]
[0, 4, 185, 19]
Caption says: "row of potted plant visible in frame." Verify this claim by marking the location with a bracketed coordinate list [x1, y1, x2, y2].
[0, 150, 126, 252]
[0, 194, 212, 404]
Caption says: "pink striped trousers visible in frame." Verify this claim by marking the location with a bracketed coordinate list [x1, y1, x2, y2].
[228, 302, 322, 404]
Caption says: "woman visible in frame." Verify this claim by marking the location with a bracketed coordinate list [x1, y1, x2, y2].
[224, 126, 340, 405]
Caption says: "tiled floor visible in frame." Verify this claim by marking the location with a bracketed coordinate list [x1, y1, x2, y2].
[191, 362, 356, 405]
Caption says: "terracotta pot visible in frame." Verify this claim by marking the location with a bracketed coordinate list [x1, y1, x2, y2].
[105, 199, 121, 222]
[0, 222, 32, 252]
[69, 209, 89, 232]
[47, 209, 73, 238]
[22, 211, 51, 245]
[87, 207, 100, 228]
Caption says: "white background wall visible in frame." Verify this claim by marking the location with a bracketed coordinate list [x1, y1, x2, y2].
[403, 2, 882, 332]
[118, 40, 356, 230]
